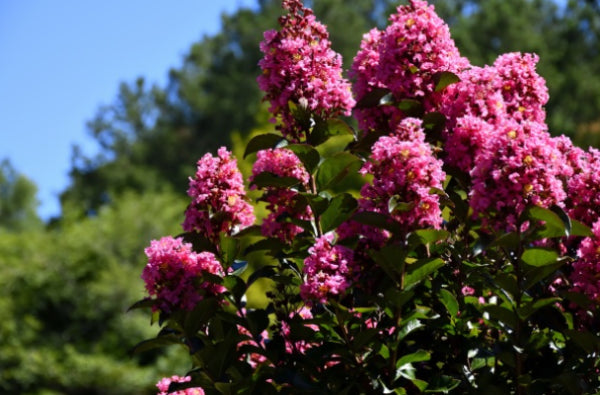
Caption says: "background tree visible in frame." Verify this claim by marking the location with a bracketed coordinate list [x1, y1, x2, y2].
[0, 159, 42, 232]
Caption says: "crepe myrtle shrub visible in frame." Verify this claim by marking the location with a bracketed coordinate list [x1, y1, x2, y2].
[129, 0, 600, 393]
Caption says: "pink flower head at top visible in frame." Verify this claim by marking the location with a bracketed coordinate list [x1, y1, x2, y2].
[493, 52, 549, 124]
[183, 147, 255, 242]
[142, 236, 225, 313]
[360, 118, 446, 231]
[570, 219, 600, 303]
[251, 147, 313, 243]
[156, 375, 204, 395]
[378, 1, 468, 105]
[300, 233, 356, 304]
[257, 0, 355, 141]
[469, 120, 567, 232]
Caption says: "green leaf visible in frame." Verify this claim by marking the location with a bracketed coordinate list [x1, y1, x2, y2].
[316, 152, 362, 190]
[422, 112, 446, 136]
[525, 206, 567, 239]
[244, 133, 285, 158]
[483, 305, 518, 329]
[439, 289, 459, 317]
[130, 334, 181, 356]
[244, 238, 286, 255]
[320, 193, 358, 233]
[396, 99, 423, 117]
[404, 257, 445, 289]
[565, 329, 600, 352]
[300, 192, 329, 217]
[409, 229, 450, 246]
[309, 118, 354, 146]
[355, 87, 390, 108]
[433, 71, 461, 92]
[521, 248, 558, 267]
[246, 265, 278, 286]
[517, 297, 561, 320]
[184, 298, 220, 336]
[286, 144, 320, 174]
[571, 219, 593, 237]
[251, 172, 303, 188]
[397, 350, 431, 368]
[219, 233, 239, 265]
[424, 375, 461, 393]
[371, 244, 407, 282]
[352, 211, 402, 234]
[397, 319, 424, 342]
[127, 298, 157, 312]
[388, 195, 415, 214]
[223, 276, 246, 302]
[523, 259, 567, 290]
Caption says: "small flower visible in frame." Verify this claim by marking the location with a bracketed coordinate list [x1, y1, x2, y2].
[301, 233, 356, 303]
[570, 219, 600, 303]
[183, 147, 255, 242]
[142, 236, 225, 313]
[360, 118, 446, 231]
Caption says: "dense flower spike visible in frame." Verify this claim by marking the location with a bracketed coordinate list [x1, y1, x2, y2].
[183, 147, 255, 241]
[566, 147, 600, 226]
[156, 375, 204, 395]
[301, 233, 356, 303]
[469, 120, 567, 231]
[360, 118, 445, 231]
[257, 0, 354, 140]
[493, 52, 548, 124]
[570, 219, 600, 303]
[142, 236, 225, 313]
[351, 0, 468, 133]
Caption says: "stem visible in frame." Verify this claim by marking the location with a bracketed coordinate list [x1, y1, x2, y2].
[310, 175, 323, 237]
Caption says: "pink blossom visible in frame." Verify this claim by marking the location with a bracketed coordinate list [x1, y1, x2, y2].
[461, 286, 475, 296]
[142, 236, 225, 313]
[469, 120, 568, 232]
[183, 147, 255, 242]
[156, 375, 204, 395]
[570, 219, 600, 303]
[359, 118, 446, 231]
[300, 233, 356, 303]
[236, 309, 269, 368]
[257, 0, 354, 140]
[443, 115, 495, 172]
[251, 148, 310, 187]
[493, 52, 548, 124]
[566, 147, 600, 227]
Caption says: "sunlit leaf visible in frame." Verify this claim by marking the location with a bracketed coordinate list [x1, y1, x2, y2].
[320, 193, 357, 233]
[244, 133, 286, 158]
[433, 71, 460, 92]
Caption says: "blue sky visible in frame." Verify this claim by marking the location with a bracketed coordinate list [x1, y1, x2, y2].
[0, 0, 256, 220]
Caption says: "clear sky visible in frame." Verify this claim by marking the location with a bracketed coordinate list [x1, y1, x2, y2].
[0, 0, 256, 220]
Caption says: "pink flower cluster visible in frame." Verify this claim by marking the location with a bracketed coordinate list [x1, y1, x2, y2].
[252, 148, 310, 185]
[236, 309, 269, 368]
[351, 0, 468, 132]
[469, 120, 569, 232]
[251, 148, 313, 243]
[156, 375, 204, 395]
[257, 0, 354, 140]
[183, 147, 255, 242]
[566, 147, 600, 227]
[570, 219, 600, 303]
[359, 118, 445, 231]
[301, 233, 356, 303]
[142, 236, 225, 313]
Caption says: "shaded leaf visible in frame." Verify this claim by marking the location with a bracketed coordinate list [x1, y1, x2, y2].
[286, 144, 320, 174]
[404, 257, 445, 289]
[251, 172, 303, 188]
[244, 133, 285, 158]
[439, 289, 459, 317]
[320, 193, 357, 233]
[433, 71, 460, 92]
[316, 152, 362, 190]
